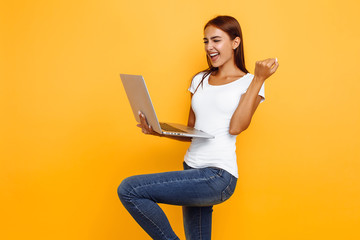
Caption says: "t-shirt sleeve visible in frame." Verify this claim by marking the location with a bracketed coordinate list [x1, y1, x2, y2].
[188, 73, 203, 94]
[240, 75, 265, 103]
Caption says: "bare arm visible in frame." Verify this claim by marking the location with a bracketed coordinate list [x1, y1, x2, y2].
[229, 78, 265, 135]
[229, 58, 279, 135]
[187, 93, 195, 128]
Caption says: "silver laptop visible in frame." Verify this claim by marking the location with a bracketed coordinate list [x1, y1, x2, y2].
[120, 74, 214, 138]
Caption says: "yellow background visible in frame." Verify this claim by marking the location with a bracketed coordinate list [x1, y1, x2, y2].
[1, 0, 360, 239]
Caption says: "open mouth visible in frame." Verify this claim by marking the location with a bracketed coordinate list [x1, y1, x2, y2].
[209, 52, 219, 61]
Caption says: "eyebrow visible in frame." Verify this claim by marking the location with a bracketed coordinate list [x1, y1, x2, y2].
[203, 36, 222, 40]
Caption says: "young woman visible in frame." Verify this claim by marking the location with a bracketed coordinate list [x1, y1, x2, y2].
[118, 15, 279, 240]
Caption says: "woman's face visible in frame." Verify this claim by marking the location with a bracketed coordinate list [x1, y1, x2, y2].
[203, 25, 239, 68]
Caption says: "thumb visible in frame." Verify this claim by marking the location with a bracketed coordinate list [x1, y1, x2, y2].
[270, 62, 279, 74]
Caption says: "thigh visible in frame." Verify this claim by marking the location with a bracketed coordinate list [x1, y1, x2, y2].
[120, 166, 231, 207]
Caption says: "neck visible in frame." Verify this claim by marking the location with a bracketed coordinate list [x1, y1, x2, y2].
[215, 59, 244, 77]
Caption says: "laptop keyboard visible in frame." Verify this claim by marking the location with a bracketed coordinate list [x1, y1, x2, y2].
[160, 123, 186, 133]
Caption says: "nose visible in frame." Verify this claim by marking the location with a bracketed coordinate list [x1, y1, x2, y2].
[205, 42, 214, 52]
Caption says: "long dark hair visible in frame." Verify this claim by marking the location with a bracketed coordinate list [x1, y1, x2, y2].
[191, 15, 248, 94]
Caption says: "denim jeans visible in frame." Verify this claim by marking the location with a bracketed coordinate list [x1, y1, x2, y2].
[117, 162, 237, 240]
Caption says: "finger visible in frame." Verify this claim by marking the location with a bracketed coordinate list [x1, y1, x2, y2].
[143, 117, 151, 131]
[138, 111, 144, 123]
[141, 124, 149, 134]
[139, 112, 152, 132]
[148, 125, 154, 134]
[138, 113, 148, 132]
[266, 58, 277, 68]
[138, 111, 147, 127]
[270, 61, 279, 74]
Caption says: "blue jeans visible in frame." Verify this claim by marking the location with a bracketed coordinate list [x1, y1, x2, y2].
[117, 162, 237, 240]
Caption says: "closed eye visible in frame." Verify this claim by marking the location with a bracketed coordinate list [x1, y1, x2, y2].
[203, 40, 220, 43]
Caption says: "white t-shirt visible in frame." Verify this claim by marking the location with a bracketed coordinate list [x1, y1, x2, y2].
[184, 71, 265, 178]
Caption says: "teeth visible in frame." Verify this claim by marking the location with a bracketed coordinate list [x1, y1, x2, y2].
[210, 53, 219, 57]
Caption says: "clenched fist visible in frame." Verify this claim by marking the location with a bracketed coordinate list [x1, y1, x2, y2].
[254, 58, 279, 82]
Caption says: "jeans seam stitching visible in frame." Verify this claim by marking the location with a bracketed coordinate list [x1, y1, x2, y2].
[199, 207, 202, 240]
[129, 199, 169, 239]
[131, 175, 220, 192]
[221, 176, 233, 201]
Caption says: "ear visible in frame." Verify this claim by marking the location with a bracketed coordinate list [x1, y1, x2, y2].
[232, 37, 241, 50]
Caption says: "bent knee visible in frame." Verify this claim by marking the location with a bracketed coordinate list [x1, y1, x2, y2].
[117, 176, 136, 201]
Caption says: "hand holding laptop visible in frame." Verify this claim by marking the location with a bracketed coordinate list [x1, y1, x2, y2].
[120, 73, 214, 139]
[137, 112, 193, 142]
[137, 111, 160, 136]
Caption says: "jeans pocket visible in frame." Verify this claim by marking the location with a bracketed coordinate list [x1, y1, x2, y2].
[221, 176, 237, 202]
[209, 167, 223, 177]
